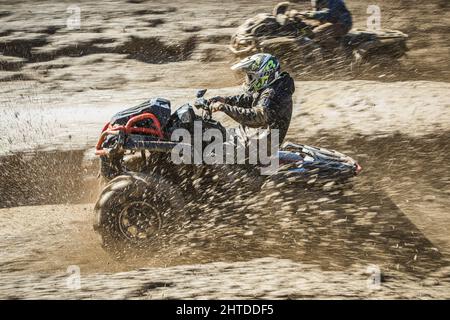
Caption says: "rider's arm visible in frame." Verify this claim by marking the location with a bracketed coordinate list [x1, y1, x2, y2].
[310, 8, 330, 22]
[224, 94, 254, 108]
[219, 91, 271, 128]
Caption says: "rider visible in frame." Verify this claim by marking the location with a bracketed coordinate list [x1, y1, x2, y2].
[208, 53, 295, 154]
[305, 0, 353, 46]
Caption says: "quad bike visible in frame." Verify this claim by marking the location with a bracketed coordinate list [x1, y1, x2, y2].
[93, 90, 362, 255]
[229, 3, 408, 69]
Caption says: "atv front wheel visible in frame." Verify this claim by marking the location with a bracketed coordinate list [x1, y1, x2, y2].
[94, 172, 185, 258]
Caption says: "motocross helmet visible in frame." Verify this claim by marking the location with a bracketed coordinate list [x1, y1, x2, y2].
[231, 53, 281, 94]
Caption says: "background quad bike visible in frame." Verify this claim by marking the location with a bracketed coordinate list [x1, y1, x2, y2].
[229, 7, 408, 77]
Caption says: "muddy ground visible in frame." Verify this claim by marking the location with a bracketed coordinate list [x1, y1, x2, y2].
[0, 0, 449, 299]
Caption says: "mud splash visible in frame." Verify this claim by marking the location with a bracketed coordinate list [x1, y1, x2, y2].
[0, 132, 448, 277]
[0, 149, 99, 208]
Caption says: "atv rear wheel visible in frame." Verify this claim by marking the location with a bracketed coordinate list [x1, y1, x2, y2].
[94, 172, 185, 258]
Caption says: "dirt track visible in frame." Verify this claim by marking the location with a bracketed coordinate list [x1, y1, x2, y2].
[0, 0, 449, 299]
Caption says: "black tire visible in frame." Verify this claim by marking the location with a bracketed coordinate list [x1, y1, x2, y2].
[94, 172, 185, 258]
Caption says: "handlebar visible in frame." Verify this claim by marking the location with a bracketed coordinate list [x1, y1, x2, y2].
[194, 89, 213, 120]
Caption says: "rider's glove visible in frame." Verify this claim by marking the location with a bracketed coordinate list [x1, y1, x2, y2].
[209, 101, 225, 113]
